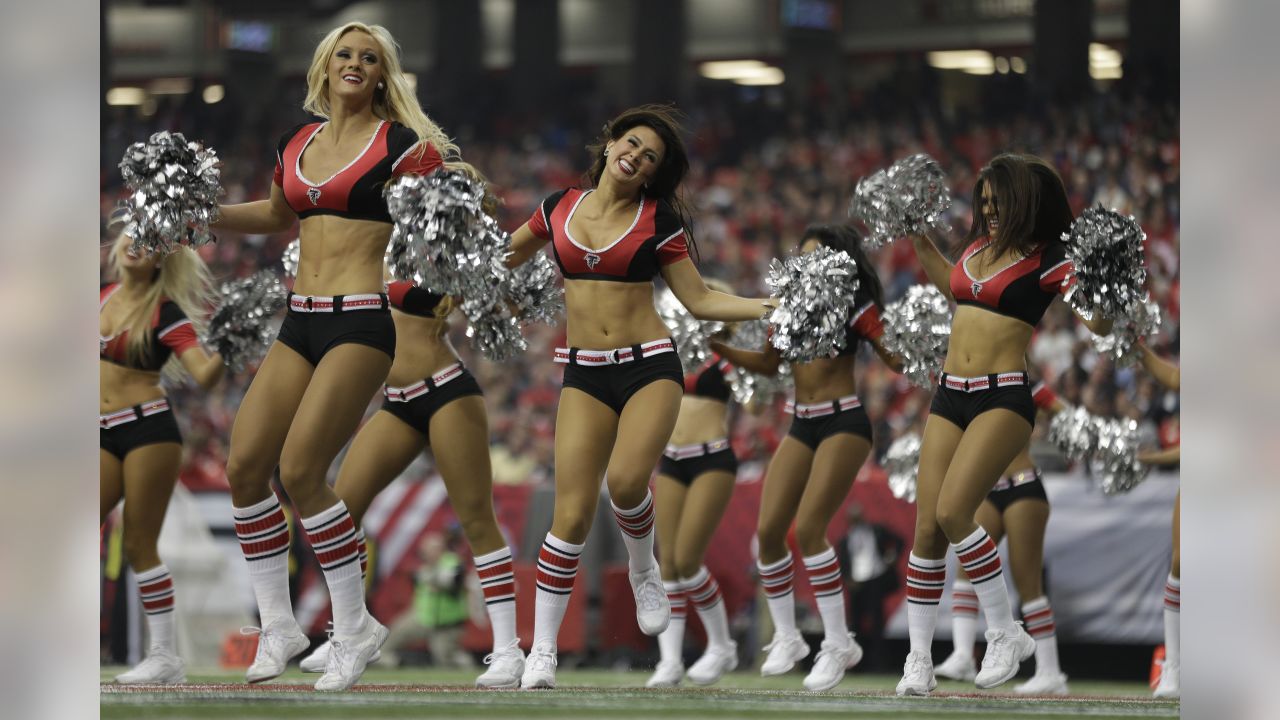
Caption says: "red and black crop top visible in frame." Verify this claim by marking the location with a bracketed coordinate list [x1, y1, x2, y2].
[274, 120, 443, 224]
[527, 188, 690, 282]
[99, 284, 201, 372]
[386, 280, 447, 318]
[838, 290, 886, 358]
[683, 354, 734, 402]
[949, 238, 1075, 327]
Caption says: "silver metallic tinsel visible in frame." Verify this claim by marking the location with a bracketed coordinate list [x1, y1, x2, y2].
[461, 293, 525, 363]
[884, 432, 922, 503]
[385, 170, 510, 298]
[505, 252, 564, 325]
[849, 153, 952, 247]
[117, 131, 222, 256]
[1047, 406, 1150, 496]
[281, 238, 300, 279]
[656, 287, 723, 372]
[203, 270, 287, 374]
[1048, 406, 1100, 460]
[880, 284, 952, 389]
[765, 246, 861, 362]
[1092, 295, 1161, 366]
[725, 319, 792, 406]
[1062, 206, 1148, 321]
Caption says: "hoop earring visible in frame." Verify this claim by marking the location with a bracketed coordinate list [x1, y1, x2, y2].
[603, 148, 610, 157]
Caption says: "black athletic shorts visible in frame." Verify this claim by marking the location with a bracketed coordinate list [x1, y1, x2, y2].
[100, 400, 183, 460]
[276, 293, 395, 365]
[657, 440, 739, 486]
[557, 340, 683, 415]
[929, 372, 1036, 429]
[380, 364, 484, 440]
[986, 468, 1049, 512]
[786, 394, 872, 450]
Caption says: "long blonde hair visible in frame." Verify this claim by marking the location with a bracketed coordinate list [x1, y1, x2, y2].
[106, 234, 216, 382]
[303, 22, 458, 162]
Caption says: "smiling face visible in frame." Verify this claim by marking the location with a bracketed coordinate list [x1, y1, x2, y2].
[980, 179, 1000, 237]
[604, 125, 666, 190]
[113, 233, 161, 272]
[327, 30, 383, 104]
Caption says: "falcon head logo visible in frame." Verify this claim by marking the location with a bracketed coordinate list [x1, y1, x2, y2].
[971, 281, 982, 297]
[307, 187, 321, 205]
[584, 252, 601, 270]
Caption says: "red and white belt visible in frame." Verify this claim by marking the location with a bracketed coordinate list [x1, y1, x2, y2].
[992, 468, 1042, 492]
[939, 371, 1029, 393]
[288, 292, 388, 313]
[553, 338, 675, 366]
[99, 398, 170, 429]
[663, 438, 732, 460]
[785, 393, 862, 419]
[384, 363, 465, 403]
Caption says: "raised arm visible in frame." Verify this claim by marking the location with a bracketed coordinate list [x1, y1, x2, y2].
[178, 347, 225, 390]
[1136, 342, 1180, 390]
[505, 223, 550, 269]
[213, 184, 296, 236]
[909, 233, 955, 301]
[661, 259, 775, 322]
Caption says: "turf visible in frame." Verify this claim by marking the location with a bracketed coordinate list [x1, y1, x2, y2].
[100, 667, 1179, 719]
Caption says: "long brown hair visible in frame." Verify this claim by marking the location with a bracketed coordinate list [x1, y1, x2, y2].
[585, 104, 699, 261]
[964, 153, 1073, 259]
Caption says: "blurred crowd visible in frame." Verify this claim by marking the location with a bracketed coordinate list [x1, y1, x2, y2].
[100, 81, 1180, 492]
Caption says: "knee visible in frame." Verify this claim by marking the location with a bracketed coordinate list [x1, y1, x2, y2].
[934, 502, 974, 542]
[756, 522, 788, 562]
[672, 551, 702, 581]
[121, 528, 158, 568]
[912, 521, 948, 557]
[552, 503, 594, 544]
[605, 471, 651, 509]
[456, 509, 498, 549]
[277, 461, 327, 509]
[225, 448, 273, 501]
[794, 526, 829, 558]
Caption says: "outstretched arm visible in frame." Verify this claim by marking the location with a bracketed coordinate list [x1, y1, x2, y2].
[505, 223, 550, 269]
[709, 338, 782, 377]
[662, 259, 775, 322]
[1138, 445, 1180, 465]
[1136, 342, 1181, 390]
[213, 184, 296, 236]
[909, 233, 955, 301]
[178, 347, 226, 390]
[868, 335, 904, 373]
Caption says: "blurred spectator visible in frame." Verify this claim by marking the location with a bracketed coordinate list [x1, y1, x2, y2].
[837, 502, 904, 672]
[378, 531, 473, 668]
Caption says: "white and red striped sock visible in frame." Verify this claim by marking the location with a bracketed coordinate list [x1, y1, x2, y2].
[906, 553, 946, 654]
[1164, 574, 1180, 666]
[803, 548, 849, 645]
[657, 579, 687, 664]
[534, 533, 583, 650]
[612, 491, 657, 573]
[1021, 595, 1060, 675]
[757, 554, 797, 635]
[233, 493, 295, 628]
[952, 528, 1015, 632]
[136, 564, 177, 653]
[301, 501, 366, 639]
[475, 546, 517, 651]
[356, 527, 369, 582]
[950, 579, 979, 657]
[684, 566, 731, 648]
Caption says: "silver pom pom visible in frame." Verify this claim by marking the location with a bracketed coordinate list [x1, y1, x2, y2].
[204, 270, 287, 374]
[117, 131, 222, 256]
[880, 284, 952, 389]
[1048, 406, 1100, 460]
[506, 253, 564, 326]
[461, 293, 525, 363]
[656, 288, 722, 372]
[1062, 206, 1148, 321]
[725, 320, 792, 405]
[1092, 295, 1161, 365]
[385, 170, 510, 298]
[765, 246, 861, 362]
[1094, 416, 1150, 496]
[849, 154, 952, 248]
[884, 432, 922, 502]
[281, 238, 300, 279]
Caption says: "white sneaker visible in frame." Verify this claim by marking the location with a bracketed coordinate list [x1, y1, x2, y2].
[476, 640, 525, 689]
[629, 566, 670, 636]
[974, 624, 1035, 689]
[803, 633, 863, 692]
[1014, 671, 1070, 695]
[114, 649, 186, 684]
[315, 616, 389, 691]
[1153, 661, 1179, 699]
[520, 640, 558, 689]
[759, 629, 810, 676]
[686, 641, 738, 686]
[646, 659, 685, 688]
[302, 638, 382, 673]
[243, 620, 310, 683]
[935, 650, 977, 681]
[895, 650, 937, 696]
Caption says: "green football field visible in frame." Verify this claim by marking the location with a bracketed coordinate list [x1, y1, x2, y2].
[101, 666, 1179, 720]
